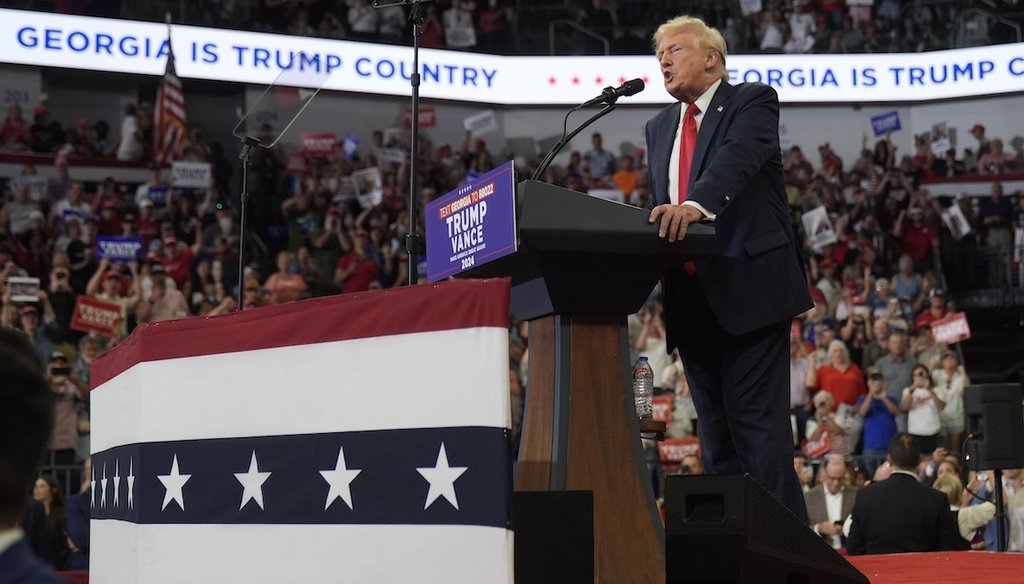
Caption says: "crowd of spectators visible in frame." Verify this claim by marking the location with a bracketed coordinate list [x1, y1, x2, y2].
[3, 93, 1024, 564]
[4, 1, 1024, 569]
[14, 0, 1024, 56]
[790, 440, 1023, 554]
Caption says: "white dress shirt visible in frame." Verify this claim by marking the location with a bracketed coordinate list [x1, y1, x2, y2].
[823, 489, 844, 548]
[0, 528, 23, 557]
[667, 77, 722, 221]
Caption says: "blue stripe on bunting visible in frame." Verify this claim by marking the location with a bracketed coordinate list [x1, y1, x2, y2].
[91, 426, 510, 529]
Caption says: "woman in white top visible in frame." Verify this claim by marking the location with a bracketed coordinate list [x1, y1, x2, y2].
[635, 303, 669, 391]
[931, 350, 970, 452]
[901, 363, 946, 455]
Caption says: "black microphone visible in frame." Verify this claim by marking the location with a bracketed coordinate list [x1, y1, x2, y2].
[577, 78, 645, 109]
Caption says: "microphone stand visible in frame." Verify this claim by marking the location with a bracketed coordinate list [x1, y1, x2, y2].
[532, 103, 617, 182]
[406, 1, 425, 285]
[236, 135, 260, 312]
[374, 0, 429, 285]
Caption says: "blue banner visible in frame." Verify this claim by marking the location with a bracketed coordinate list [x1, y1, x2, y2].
[425, 161, 517, 283]
[870, 111, 901, 136]
[90, 426, 509, 527]
[97, 236, 143, 263]
[61, 208, 92, 224]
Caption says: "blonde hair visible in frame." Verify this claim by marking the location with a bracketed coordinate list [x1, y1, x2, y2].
[812, 390, 835, 409]
[827, 339, 850, 362]
[933, 474, 963, 506]
[653, 16, 729, 80]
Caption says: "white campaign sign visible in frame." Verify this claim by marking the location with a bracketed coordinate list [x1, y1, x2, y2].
[171, 161, 212, 188]
[2, 9, 1024, 105]
[802, 206, 837, 251]
[464, 109, 497, 136]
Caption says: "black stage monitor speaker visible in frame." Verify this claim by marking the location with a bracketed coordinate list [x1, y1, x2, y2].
[965, 383, 1024, 471]
[664, 475, 868, 584]
[513, 490, 593, 584]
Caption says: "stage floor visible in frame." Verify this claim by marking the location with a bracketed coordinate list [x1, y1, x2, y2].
[847, 551, 1023, 584]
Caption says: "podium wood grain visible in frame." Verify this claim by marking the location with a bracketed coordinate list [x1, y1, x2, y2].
[515, 315, 664, 584]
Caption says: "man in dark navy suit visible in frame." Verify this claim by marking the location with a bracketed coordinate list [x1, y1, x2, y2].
[846, 433, 961, 554]
[646, 15, 812, 520]
[0, 328, 65, 584]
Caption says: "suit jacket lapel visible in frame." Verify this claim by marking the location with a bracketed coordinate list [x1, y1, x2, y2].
[689, 81, 735, 189]
[841, 486, 856, 519]
[656, 102, 681, 205]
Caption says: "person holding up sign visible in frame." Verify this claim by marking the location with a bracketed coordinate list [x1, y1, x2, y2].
[84, 258, 139, 341]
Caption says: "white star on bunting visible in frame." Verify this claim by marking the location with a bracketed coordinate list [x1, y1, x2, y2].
[416, 442, 468, 510]
[100, 464, 108, 509]
[127, 458, 136, 510]
[157, 454, 191, 511]
[235, 451, 272, 510]
[90, 474, 96, 508]
[112, 460, 121, 508]
[319, 446, 362, 510]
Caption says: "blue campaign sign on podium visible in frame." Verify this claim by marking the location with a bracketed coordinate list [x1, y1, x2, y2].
[425, 161, 517, 282]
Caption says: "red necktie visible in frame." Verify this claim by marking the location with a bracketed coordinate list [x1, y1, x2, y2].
[678, 102, 700, 275]
[677, 102, 700, 202]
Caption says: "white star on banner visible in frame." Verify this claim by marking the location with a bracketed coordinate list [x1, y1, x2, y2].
[90, 474, 96, 508]
[235, 451, 272, 510]
[100, 464, 108, 509]
[112, 460, 121, 508]
[416, 443, 468, 510]
[127, 458, 136, 510]
[157, 454, 191, 511]
[319, 446, 362, 510]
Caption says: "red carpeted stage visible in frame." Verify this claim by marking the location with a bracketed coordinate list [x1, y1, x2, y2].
[846, 551, 1023, 584]
[57, 551, 1023, 584]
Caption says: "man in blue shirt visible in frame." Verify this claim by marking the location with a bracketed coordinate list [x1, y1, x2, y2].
[856, 370, 901, 476]
[583, 132, 616, 183]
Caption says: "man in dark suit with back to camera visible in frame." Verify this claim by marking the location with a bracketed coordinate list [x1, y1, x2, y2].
[846, 433, 961, 555]
[645, 15, 812, 520]
[0, 328, 65, 584]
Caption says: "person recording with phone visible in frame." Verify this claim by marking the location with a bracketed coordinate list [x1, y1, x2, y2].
[46, 263, 80, 360]
[856, 369, 901, 476]
[44, 351, 88, 494]
[900, 364, 946, 455]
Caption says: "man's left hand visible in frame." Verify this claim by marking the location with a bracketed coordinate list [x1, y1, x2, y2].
[650, 203, 703, 243]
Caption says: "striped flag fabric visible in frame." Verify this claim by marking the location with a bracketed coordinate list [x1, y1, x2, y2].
[89, 279, 513, 583]
[153, 30, 186, 164]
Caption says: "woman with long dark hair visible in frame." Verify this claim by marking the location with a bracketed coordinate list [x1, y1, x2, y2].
[901, 364, 946, 455]
[32, 474, 70, 569]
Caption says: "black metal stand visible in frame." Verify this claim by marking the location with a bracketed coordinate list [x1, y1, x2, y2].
[373, 0, 429, 286]
[405, 2, 425, 285]
[993, 468, 1007, 552]
[236, 135, 259, 312]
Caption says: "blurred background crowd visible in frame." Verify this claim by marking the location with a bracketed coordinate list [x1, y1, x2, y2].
[10, 0, 1024, 55]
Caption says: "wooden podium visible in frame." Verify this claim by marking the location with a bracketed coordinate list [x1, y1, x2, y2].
[465, 181, 714, 583]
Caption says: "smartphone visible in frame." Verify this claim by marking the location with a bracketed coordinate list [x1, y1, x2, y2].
[52, 366, 72, 376]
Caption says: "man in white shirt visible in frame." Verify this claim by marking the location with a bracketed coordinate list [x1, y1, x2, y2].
[443, 0, 477, 49]
[805, 454, 857, 548]
[116, 103, 144, 161]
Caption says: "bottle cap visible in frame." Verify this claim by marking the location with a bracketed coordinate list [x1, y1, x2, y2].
[639, 356, 648, 362]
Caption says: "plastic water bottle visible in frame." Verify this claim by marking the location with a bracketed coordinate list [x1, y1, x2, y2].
[633, 356, 654, 420]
